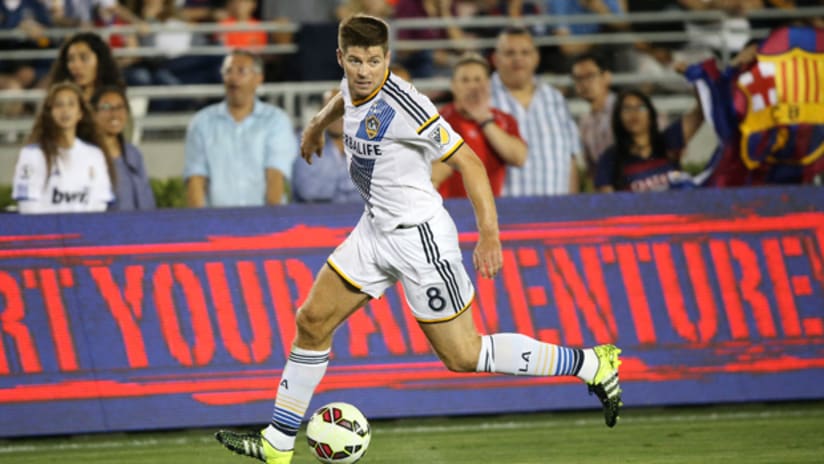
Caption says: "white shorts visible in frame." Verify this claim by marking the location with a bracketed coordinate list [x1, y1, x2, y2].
[327, 207, 475, 323]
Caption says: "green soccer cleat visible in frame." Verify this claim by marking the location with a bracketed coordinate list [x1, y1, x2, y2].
[215, 429, 294, 464]
[587, 344, 623, 428]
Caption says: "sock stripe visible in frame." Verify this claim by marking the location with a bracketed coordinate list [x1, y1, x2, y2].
[276, 393, 308, 410]
[549, 345, 557, 375]
[570, 348, 584, 375]
[288, 352, 329, 364]
[272, 409, 302, 432]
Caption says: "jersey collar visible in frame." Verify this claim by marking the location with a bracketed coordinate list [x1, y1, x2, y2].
[351, 69, 389, 107]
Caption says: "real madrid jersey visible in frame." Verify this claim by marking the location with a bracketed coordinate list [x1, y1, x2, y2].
[12, 139, 114, 214]
[340, 71, 464, 232]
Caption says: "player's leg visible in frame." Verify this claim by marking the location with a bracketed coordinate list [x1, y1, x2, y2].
[216, 265, 370, 463]
[399, 210, 622, 427]
[418, 308, 622, 427]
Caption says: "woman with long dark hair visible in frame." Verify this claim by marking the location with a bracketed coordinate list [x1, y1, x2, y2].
[92, 85, 156, 210]
[12, 81, 114, 213]
[45, 32, 125, 102]
[595, 89, 703, 192]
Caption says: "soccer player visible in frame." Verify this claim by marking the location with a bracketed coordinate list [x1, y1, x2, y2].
[216, 15, 622, 464]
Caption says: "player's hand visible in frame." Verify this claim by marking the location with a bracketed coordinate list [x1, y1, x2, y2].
[473, 233, 502, 279]
[300, 127, 324, 165]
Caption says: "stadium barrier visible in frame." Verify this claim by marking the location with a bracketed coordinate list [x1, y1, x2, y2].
[1, 186, 823, 437]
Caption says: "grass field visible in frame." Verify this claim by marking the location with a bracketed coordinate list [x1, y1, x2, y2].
[1, 401, 822, 463]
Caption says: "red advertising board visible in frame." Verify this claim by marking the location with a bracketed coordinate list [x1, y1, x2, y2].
[0, 187, 822, 437]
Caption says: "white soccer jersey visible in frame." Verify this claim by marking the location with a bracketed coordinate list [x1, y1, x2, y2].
[12, 140, 114, 214]
[340, 71, 465, 232]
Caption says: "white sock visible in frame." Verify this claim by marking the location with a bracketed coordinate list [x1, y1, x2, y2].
[476, 334, 594, 381]
[263, 346, 329, 451]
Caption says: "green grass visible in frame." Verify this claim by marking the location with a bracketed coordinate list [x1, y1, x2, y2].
[1, 402, 823, 463]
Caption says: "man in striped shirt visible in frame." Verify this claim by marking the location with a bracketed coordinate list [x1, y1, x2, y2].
[491, 26, 582, 196]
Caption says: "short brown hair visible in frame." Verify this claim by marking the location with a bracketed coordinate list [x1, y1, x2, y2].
[453, 52, 490, 77]
[338, 14, 389, 53]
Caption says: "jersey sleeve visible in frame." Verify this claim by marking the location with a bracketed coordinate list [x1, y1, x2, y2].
[388, 79, 464, 163]
[12, 146, 46, 203]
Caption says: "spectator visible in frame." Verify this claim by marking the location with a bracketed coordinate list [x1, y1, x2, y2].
[490, 26, 582, 196]
[337, 0, 393, 20]
[291, 89, 361, 204]
[433, 52, 527, 198]
[92, 85, 156, 210]
[469, 0, 544, 41]
[393, 0, 467, 78]
[595, 89, 703, 193]
[571, 53, 615, 185]
[12, 81, 114, 213]
[219, 0, 267, 50]
[45, 32, 125, 103]
[0, 0, 54, 93]
[50, 0, 144, 30]
[679, 0, 759, 58]
[184, 50, 298, 207]
[544, 0, 629, 73]
[127, 0, 221, 84]
[626, 0, 694, 94]
[260, 0, 340, 81]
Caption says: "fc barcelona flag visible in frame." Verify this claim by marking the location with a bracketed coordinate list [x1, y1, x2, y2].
[687, 26, 824, 186]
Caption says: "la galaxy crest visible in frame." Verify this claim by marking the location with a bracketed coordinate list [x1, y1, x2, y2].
[365, 115, 380, 139]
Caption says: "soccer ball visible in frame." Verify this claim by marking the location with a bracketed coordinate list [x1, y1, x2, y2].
[306, 402, 371, 463]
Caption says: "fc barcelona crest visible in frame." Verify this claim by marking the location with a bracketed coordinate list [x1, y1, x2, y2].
[365, 115, 380, 139]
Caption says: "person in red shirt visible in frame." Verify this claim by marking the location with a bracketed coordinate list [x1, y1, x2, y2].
[219, 0, 267, 50]
[433, 52, 527, 198]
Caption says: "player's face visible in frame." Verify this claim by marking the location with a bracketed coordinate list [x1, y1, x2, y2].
[222, 54, 263, 106]
[95, 91, 128, 136]
[338, 46, 389, 100]
[50, 89, 83, 132]
[493, 34, 539, 89]
[451, 62, 489, 109]
[619, 95, 650, 136]
[66, 42, 98, 89]
[572, 59, 609, 103]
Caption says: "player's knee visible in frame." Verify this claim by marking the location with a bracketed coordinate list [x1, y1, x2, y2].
[295, 307, 332, 345]
[439, 351, 477, 373]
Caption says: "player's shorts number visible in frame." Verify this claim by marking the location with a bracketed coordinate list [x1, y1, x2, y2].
[426, 287, 446, 312]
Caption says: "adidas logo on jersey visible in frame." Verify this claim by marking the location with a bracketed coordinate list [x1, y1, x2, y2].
[52, 187, 90, 204]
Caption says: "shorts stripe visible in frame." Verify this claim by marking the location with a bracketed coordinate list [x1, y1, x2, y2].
[425, 223, 466, 311]
[417, 223, 464, 313]
[326, 259, 363, 290]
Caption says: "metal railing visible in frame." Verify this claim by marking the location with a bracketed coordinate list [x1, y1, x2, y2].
[1, 7, 821, 61]
[1, 7, 820, 139]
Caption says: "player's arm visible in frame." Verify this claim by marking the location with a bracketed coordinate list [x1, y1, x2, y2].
[480, 119, 527, 167]
[444, 144, 502, 278]
[431, 161, 455, 187]
[301, 92, 345, 164]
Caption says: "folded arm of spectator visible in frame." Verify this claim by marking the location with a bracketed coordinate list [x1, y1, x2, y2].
[265, 168, 286, 205]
